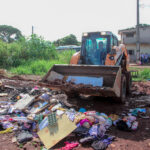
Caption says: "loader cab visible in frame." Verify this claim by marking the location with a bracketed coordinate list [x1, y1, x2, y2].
[80, 31, 118, 65]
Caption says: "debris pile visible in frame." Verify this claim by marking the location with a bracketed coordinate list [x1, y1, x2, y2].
[0, 81, 146, 150]
[132, 81, 150, 96]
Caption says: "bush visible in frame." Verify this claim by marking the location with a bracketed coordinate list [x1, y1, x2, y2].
[0, 33, 77, 75]
[26, 34, 58, 60]
[0, 34, 58, 68]
[0, 40, 9, 68]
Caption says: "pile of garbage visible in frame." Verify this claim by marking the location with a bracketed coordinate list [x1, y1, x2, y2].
[0, 84, 143, 150]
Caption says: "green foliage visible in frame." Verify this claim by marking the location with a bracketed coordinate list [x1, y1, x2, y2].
[10, 50, 76, 75]
[132, 68, 150, 81]
[140, 69, 150, 79]
[57, 50, 76, 63]
[53, 34, 80, 46]
[0, 34, 57, 68]
[0, 40, 9, 68]
[26, 34, 58, 60]
[122, 24, 150, 31]
[139, 24, 150, 27]
[0, 25, 22, 43]
[0, 31, 76, 75]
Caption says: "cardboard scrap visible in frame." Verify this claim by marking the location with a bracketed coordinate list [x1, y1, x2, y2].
[38, 114, 77, 149]
[14, 94, 34, 110]
[0, 93, 8, 97]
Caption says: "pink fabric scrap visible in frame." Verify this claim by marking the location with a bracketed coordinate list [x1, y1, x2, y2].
[34, 86, 39, 90]
[80, 119, 93, 126]
[59, 142, 79, 150]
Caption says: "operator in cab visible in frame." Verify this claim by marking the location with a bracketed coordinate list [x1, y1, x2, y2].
[98, 42, 107, 65]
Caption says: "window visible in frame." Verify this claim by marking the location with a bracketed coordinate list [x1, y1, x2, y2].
[128, 50, 134, 55]
[96, 38, 107, 50]
[126, 33, 134, 38]
[111, 36, 118, 47]
[113, 37, 118, 46]
[85, 37, 108, 65]
[85, 39, 93, 57]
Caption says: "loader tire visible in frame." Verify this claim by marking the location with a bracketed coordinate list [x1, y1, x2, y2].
[119, 75, 127, 103]
[125, 72, 132, 95]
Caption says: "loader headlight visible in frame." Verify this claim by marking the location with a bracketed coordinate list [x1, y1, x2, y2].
[101, 32, 106, 35]
[83, 33, 88, 36]
[109, 56, 114, 60]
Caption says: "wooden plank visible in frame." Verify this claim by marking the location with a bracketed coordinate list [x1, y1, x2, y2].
[38, 114, 77, 149]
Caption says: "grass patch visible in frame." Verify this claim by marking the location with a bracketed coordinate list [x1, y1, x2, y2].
[131, 68, 150, 81]
[10, 50, 76, 76]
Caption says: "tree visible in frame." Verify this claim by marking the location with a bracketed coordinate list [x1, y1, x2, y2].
[0, 25, 22, 43]
[53, 34, 79, 46]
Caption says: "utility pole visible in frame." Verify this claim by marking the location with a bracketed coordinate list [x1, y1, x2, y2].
[32, 26, 34, 35]
[136, 0, 140, 63]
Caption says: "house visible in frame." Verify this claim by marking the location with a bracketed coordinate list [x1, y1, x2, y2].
[118, 25, 150, 62]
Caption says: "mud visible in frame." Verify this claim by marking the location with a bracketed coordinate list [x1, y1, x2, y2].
[41, 79, 116, 97]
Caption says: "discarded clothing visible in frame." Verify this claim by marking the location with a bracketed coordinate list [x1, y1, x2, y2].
[79, 136, 95, 143]
[73, 126, 89, 136]
[130, 108, 146, 116]
[0, 127, 13, 134]
[80, 119, 93, 126]
[91, 135, 115, 150]
[59, 142, 79, 150]
[16, 130, 33, 143]
[116, 120, 129, 131]
[89, 124, 106, 138]
[66, 111, 76, 122]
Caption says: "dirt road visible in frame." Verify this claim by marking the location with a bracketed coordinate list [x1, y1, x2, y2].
[130, 64, 150, 69]
[0, 75, 150, 150]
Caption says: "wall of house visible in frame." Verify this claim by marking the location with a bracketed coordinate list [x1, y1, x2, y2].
[122, 32, 136, 44]
[140, 28, 150, 43]
[126, 44, 150, 62]
[121, 27, 150, 44]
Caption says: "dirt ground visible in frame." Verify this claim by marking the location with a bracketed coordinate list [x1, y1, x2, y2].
[0, 75, 150, 150]
[130, 64, 150, 69]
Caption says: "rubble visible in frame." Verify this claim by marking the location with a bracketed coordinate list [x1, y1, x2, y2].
[0, 76, 150, 150]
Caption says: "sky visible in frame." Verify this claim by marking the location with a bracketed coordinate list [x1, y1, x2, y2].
[0, 0, 150, 41]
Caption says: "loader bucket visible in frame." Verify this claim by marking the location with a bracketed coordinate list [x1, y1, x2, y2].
[41, 64, 122, 98]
